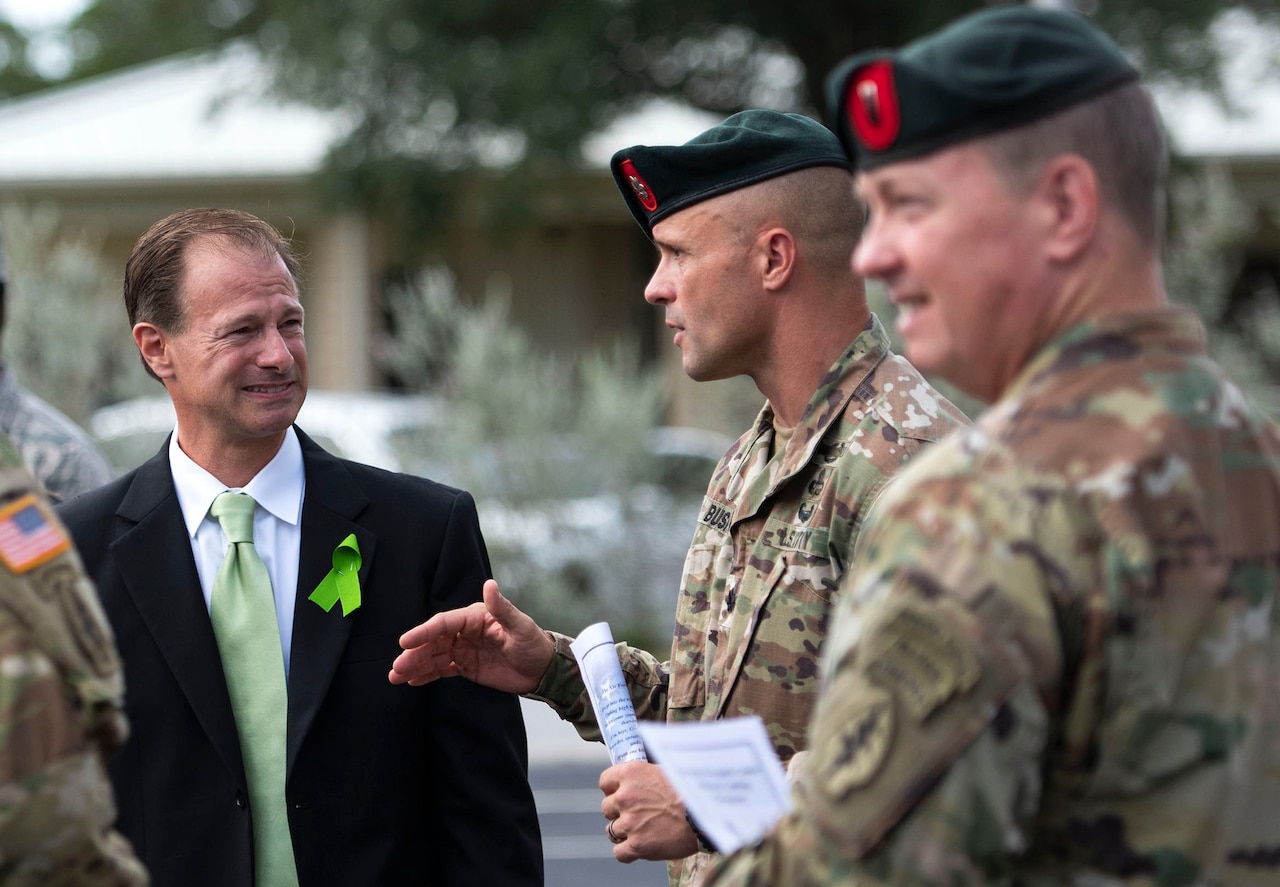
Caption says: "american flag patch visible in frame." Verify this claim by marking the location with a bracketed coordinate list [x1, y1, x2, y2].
[0, 493, 71, 574]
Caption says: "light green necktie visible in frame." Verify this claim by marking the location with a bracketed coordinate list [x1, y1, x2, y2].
[209, 492, 299, 887]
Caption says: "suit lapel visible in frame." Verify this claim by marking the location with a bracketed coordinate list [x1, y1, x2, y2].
[286, 431, 375, 774]
[111, 449, 246, 782]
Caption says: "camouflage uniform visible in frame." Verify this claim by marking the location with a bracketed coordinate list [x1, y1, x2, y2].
[0, 434, 146, 885]
[529, 314, 967, 886]
[0, 363, 114, 504]
[710, 308, 1280, 885]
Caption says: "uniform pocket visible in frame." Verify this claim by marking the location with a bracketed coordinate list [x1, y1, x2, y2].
[667, 657, 706, 712]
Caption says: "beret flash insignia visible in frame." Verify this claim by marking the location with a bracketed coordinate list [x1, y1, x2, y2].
[848, 61, 901, 152]
[619, 158, 659, 212]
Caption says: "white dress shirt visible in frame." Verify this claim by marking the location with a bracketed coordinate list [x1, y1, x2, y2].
[170, 426, 305, 677]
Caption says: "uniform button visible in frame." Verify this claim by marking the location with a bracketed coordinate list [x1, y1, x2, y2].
[235, 790, 246, 808]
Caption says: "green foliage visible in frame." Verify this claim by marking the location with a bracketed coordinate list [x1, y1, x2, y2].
[380, 266, 666, 499]
[0, 202, 154, 424]
[61, 0, 263, 81]
[576, 343, 668, 492]
[1164, 164, 1280, 399]
[2, 0, 1269, 249]
[372, 267, 466, 392]
[0, 18, 50, 98]
[377, 268, 679, 636]
[442, 294, 578, 460]
[1095, 0, 1279, 98]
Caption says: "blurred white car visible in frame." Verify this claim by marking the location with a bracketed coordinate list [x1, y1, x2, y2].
[89, 389, 443, 474]
[89, 390, 729, 638]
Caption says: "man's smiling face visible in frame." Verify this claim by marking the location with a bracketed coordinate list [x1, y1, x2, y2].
[156, 236, 309, 464]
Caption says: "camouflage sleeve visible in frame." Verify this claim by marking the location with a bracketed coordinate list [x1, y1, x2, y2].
[0, 386, 116, 504]
[27, 442, 115, 505]
[0, 478, 146, 885]
[706, 466, 1075, 885]
[525, 631, 670, 742]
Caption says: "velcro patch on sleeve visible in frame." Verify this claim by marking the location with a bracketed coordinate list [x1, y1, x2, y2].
[0, 493, 72, 574]
[803, 597, 1023, 858]
[864, 602, 982, 723]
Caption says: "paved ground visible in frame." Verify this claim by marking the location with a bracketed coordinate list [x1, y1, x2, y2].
[524, 696, 610, 767]
[524, 698, 670, 886]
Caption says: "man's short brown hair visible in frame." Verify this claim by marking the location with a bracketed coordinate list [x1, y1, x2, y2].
[980, 81, 1168, 249]
[124, 208, 301, 334]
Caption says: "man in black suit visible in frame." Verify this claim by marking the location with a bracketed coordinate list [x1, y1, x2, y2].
[58, 208, 543, 887]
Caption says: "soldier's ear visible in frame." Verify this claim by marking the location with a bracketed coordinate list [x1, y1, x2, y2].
[1036, 154, 1098, 264]
[133, 322, 174, 380]
[759, 228, 798, 293]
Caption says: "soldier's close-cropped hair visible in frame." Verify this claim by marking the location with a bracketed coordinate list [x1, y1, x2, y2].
[724, 165, 867, 282]
[979, 80, 1168, 249]
[124, 207, 302, 333]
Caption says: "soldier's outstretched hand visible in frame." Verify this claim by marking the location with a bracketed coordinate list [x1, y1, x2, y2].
[389, 579, 554, 695]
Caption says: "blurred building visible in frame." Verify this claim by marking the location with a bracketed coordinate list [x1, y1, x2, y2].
[0, 42, 762, 433]
[0, 24, 1276, 427]
[1151, 9, 1280, 314]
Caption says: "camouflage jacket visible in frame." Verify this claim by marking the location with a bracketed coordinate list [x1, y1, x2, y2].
[710, 308, 1280, 886]
[0, 436, 146, 884]
[529, 315, 967, 886]
[0, 364, 114, 504]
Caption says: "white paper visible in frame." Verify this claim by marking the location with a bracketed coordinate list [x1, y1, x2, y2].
[636, 716, 792, 855]
[569, 622, 648, 764]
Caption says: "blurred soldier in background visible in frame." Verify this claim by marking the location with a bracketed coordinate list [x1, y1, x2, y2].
[0, 230, 114, 502]
[0, 431, 145, 884]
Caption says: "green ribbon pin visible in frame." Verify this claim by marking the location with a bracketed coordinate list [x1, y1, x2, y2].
[309, 534, 362, 616]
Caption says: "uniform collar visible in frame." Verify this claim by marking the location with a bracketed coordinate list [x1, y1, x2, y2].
[1005, 307, 1207, 405]
[725, 315, 893, 502]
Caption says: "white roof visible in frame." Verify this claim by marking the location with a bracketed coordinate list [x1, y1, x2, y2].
[0, 43, 350, 184]
[0, 43, 719, 186]
[580, 98, 720, 166]
[0, 17, 1276, 187]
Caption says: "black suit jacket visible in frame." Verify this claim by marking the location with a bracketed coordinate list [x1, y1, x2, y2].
[58, 429, 543, 887]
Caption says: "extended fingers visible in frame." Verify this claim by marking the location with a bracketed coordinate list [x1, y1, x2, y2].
[388, 643, 458, 685]
[398, 601, 486, 650]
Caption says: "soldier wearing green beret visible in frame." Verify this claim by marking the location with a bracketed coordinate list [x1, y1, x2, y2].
[707, 6, 1280, 885]
[390, 109, 967, 885]
[0, 432, 146, 884]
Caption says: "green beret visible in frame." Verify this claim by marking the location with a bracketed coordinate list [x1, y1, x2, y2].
[825, 6, 1139, 171]
[611, 109, 850, 239]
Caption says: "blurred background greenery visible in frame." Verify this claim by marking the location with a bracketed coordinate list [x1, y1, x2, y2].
[3, 0, 1277, 245]
[1, 0, 1274, 405]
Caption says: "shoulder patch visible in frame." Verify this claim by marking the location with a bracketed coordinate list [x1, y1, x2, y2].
[865, 603, 981, 723]
[0, 494, 72, 574]
[818, 685, 895, 798]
